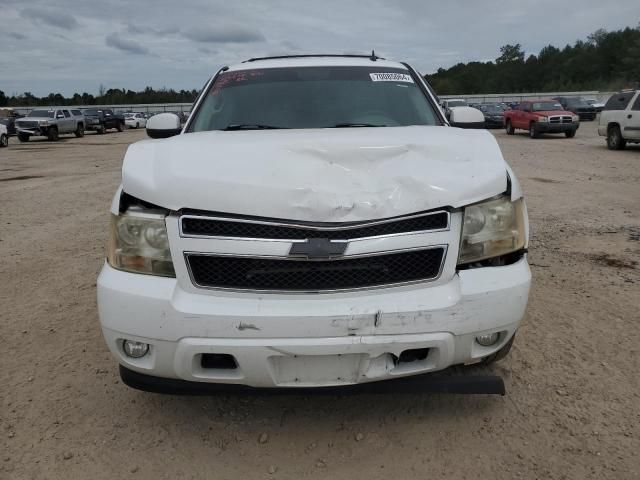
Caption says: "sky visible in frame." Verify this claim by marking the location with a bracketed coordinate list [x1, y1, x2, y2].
[0, 0, 639, 97]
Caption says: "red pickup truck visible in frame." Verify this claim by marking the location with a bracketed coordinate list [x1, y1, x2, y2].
[504, 100, 580, 138]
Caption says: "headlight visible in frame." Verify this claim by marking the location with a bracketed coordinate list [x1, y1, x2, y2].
[572, 115, 580, 122]
[458, 196, 526, 265]
[107, 209, 175, 277]
[536, 116, 548, 123]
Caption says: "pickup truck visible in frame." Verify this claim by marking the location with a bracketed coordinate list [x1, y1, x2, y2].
[83, 108, 125, 134]
[553, 97, 597, 121]
[504, 100, 579, 138]
[440, 98, 468, 120]
[14, 108, 85, 142]
[0, 108, 23, 135]
[598, 89, 640, 150]
[97, 54, 530, 394]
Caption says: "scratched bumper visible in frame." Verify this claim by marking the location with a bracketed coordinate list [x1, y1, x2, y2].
[98, 258, 530, 388]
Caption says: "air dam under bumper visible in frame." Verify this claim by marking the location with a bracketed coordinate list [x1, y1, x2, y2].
[97, 257, 530, 388]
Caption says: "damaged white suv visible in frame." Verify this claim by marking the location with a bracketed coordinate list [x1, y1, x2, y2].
[98, 55, 531, 393]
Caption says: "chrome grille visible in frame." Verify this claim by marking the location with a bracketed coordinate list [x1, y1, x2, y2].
[180, 211, 449, 241]
[549, 116, 573, 124]
[185, 247, 446, 292]
[16, 121, 39, 129]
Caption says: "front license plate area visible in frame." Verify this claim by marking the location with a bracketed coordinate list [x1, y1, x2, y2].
[270, 354, 365, 387]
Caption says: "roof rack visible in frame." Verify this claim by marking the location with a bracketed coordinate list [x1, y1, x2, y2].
[243, 51, 384, 63]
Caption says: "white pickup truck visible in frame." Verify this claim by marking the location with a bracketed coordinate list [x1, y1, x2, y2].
[598, 90, 640, 150]
[98, 55, 531, 393]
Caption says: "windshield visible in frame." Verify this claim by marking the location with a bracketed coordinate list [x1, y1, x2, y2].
[188, 66, 440, 131]
[481, 104, 505, 114]
[28, 110, 55, 118]
[566, 100, 589, 107]
[447, 100, 467, 107]
[532, 102, 563, 112]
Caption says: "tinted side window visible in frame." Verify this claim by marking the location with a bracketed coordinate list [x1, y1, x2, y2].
[71, 110, 82, 116]
[63, 110, 71, 118]
[518, 103, 528, 111]
[632, 93, 640, 111]
[603, 92, 634, 111]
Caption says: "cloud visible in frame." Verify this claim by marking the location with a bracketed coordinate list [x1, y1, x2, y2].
[183, 25, 265, 44]
[8, 32, 27, 40]
[198, 46, 219, 55]
[20, 8, 78, 30]
[105, 33, 150, 55]
[126, 23, 179, 36]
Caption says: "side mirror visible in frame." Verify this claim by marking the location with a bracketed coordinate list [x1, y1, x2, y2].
[448, 106, 486, 129]
[146, 113, 182, 139]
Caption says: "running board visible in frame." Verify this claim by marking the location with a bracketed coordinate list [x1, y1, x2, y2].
[120, 365, 506, 396]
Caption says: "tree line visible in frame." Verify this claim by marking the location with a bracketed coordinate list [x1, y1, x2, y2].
[0, 86, 199, 108]
[425, 25, 640, 95]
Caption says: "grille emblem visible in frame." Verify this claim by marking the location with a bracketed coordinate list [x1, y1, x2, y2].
[289, 238, 348, 259]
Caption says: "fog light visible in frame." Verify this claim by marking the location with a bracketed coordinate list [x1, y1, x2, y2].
[476, 333, 500, 347]
[122, 340, 149, 358]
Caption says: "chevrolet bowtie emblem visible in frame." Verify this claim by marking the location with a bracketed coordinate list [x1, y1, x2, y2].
[289, 238, 348, 259]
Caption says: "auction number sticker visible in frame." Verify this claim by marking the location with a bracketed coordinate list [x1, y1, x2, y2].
[369, 72, 414, 83]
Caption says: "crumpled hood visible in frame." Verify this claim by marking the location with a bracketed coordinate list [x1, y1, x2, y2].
[122, 126, 509, 222]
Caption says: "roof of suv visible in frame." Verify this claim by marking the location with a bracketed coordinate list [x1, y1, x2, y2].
[226, 55, 408, 72]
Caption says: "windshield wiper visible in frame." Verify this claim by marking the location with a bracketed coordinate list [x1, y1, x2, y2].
[222, 124, 288, 131]
[331, 123, 386, 128]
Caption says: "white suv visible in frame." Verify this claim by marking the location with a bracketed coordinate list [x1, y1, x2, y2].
[0, 123, 8, 148]
[598, 90, 640, 150]
[98, 55, 531, 393]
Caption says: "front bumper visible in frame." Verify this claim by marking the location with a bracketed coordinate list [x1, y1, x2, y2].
[536, 123, 578, 133]
[97, 256, 530, 388]
[484, 117, 504, 128]
[576, 111, 597, 121]
[85, 119, 102, 130]
[16, 127, 43, 136]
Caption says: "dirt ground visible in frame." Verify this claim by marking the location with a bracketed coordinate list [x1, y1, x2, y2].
[1, 122, 639, 480]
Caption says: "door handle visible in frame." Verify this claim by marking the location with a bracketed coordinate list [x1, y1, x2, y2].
[628, 114, 633, 119]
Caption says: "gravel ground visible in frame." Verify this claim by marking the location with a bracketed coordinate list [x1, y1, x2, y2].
[1, 122, 639, 479]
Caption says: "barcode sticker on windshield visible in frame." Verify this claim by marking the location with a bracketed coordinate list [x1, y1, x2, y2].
[369, 73, 414, 83]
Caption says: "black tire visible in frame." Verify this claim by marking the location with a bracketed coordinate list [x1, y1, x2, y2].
[565, 129, 576, 138]
[607, 125, 626, 150]
[529, 122, 539, 139]
[506, 120, 515, 135]
[480, 333, 516, 365]
[74, 123, 85, 138]
[0, 134, 8, 148]
[47, 127, 59, 142]
[18, 133, 29, 142]
[135, 122, 139, 129]
[116, 121, 124, 132]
